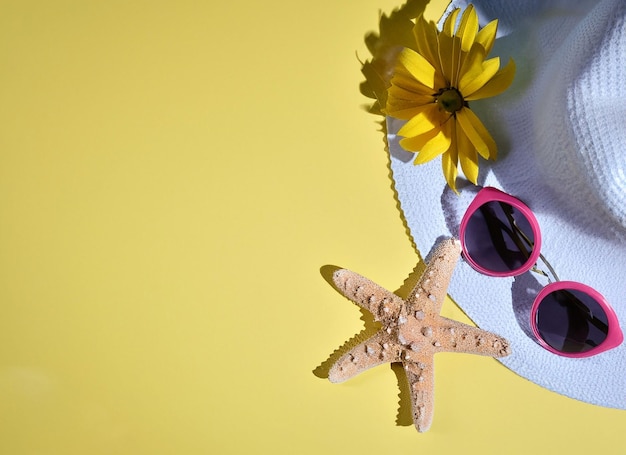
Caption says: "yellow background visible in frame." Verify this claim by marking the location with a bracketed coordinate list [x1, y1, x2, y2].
[1, 0, 625, 453]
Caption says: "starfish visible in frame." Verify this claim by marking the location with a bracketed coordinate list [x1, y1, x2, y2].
[326, 238, 511, 432]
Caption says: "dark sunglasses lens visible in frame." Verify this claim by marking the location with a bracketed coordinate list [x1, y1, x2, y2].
[463, 201, 536, 273]
[535, 289, 609, 353]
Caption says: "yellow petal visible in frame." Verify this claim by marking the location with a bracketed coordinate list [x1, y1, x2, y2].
[414, 123, 452, 164]
[455, 108, 497, 160]
[388, 86, 433, 105]
[442, 152, 459, 192]
[387, 94, 434, 111]
[386, 105, 429, 120]
[456, 4, 478, 52]
[465, 58, 516, 101]
[443, 8, 460, 37]
[476, 19, 498, 55]
[450, 7, 477, 84]
[399, 125, 440, 152]
[442, 124, 459, 191]
[457, 42, 487, 92]
[390, 71, 435, 96]
[398, 48, 438, 90]
[459, 57, 500, 97]
[457, 124, 479, 184]
[437, 31, 458, 86]
[397, 103, 440, 137]
[414, 15, 438, 67]
[468, 110, 498, 160]
[386, 85, 434, 118]
[413, 15, 446, 88]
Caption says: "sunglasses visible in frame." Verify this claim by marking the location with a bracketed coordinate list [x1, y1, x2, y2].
[459, 187, 623, 357]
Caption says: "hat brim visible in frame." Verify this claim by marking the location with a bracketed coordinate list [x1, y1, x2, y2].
[388, 0, 626, 408]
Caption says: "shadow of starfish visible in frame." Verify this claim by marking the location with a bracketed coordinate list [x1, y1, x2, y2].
[323, 238, 511, 432]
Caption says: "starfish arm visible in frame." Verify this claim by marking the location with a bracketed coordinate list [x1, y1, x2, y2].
[323, 238, 510, 433]
[402, 353, 435, 432]
[333, 269, 404, 325]
[406, 239, 461, 313]
[328, 332, 402, 383]
[435, 317, 511, 357]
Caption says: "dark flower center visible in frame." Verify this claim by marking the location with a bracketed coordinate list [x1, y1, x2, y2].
[436, 88, 465, 113]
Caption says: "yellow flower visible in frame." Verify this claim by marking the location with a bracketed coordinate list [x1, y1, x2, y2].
[386, 5, 515, 191]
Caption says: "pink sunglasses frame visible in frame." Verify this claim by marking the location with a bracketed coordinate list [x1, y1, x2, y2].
[459, 187, 542, 277]
[531, 281, 623, 357]
[459, 187, 623, 358]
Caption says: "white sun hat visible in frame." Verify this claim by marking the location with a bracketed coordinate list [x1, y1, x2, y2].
[388, 0, 626, 407]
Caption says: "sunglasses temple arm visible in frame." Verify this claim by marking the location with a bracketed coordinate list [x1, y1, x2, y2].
[590, 316, 609, 334]
[535, 253, 561, 282]
[482, 206, 529, 261]
[501, 206, 561, 282]
[499, 205, 534, 260]
[564, 291, 610, 335]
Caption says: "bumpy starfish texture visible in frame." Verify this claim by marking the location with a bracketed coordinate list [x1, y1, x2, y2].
[327, 238, 510, 432]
